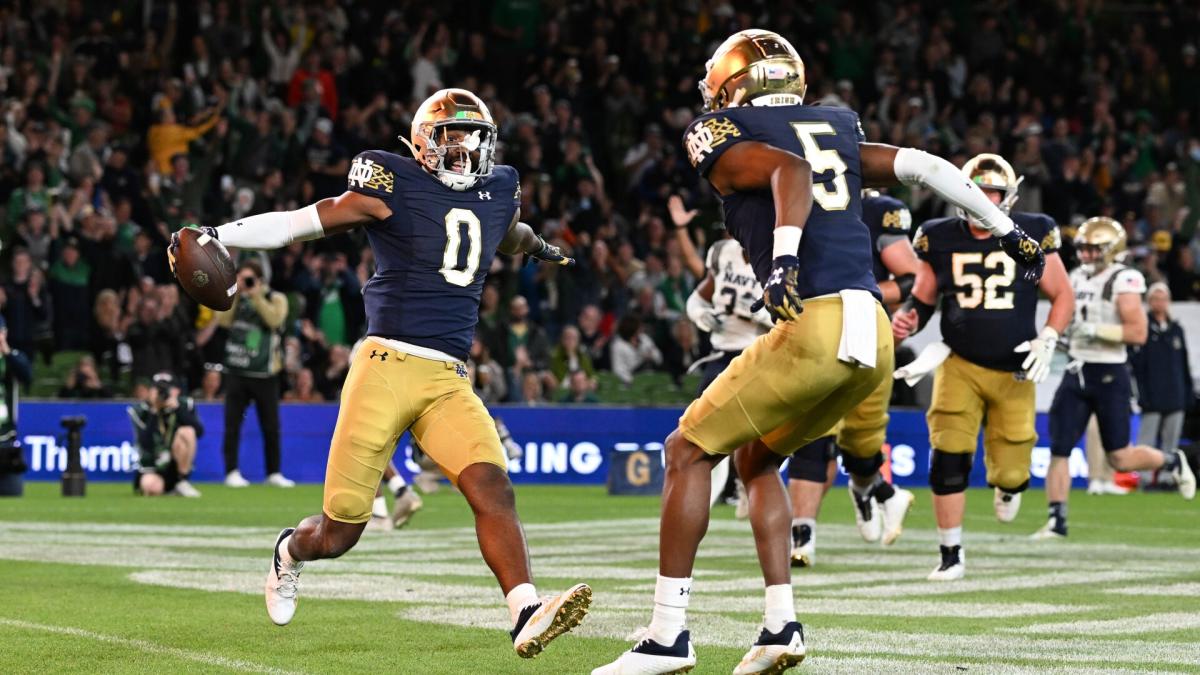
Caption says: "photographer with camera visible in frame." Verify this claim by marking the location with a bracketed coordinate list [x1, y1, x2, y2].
[217, 260, 292, 488]
[128, 372, 202, 497]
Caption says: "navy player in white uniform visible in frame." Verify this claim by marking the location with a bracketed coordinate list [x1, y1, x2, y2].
[595, 30, 1045, 675]
[1034, 217, 1196, 539]
[686, 234, 773, 507]
[174, 89, 592, 658]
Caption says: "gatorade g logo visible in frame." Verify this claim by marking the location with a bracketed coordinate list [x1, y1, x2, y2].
[625, 450, 650, 486]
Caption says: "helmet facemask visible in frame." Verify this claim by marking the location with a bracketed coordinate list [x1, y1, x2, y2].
[407, 121, 497, 191]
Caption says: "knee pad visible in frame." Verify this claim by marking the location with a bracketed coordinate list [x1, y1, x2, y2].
[786, 437, 833, 482]
[929, 449, 973, 496]
[839, 448, 884, 478]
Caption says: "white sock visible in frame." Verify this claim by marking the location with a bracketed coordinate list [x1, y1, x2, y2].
[648, 575, 691, 644]
[276, 535, 295, 566]
[388, 474, 407, 493]
[372, 496, 387, 518]
[938, 526, 962, 548]
[763, 584, 796, 633]
[506, 583, 539, 625]
[792, 517, 815, 529]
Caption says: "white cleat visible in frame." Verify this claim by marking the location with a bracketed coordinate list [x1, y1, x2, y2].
[592, 629, 696, 674]
[224, 470, 250, 488]
[1088, 479, 1129, 495]
[1030, 519, 1067, 540]
[264, 528, 304, 626]
[172, 480, 202, 498]
[733, 621, 806, 674]
[993, 488, 1022, 523]
[364, 515, 392, 531]
[392, 489, 424, 529]
[790, 538, 814, 569]
[1172, 451, 1196, 501]
[849, 487, 881, 543]
[512, 583, 592, 658]
[266, 473, 296, 488]
[927, 545, 965, 581]
[879, 488, 915, 545]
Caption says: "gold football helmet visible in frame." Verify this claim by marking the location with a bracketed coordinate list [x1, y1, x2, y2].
[401, 88, 497, 191]
[1074, 216, 1126, 272]
[699, 29, 807, 111]
[961, 153, 1022, 214]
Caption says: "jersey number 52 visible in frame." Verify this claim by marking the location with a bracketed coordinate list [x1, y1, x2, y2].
[952, 251, 1015, 310]
[441, 208, 482, 287]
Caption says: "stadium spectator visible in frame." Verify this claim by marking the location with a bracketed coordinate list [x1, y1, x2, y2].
[283, 368, 324, 403]
[91, 289, 131, 383]
[662, 318, 701, 387]
[58, 354, 112, 399]
[469, 337, 508, 404]
[127, 293, 181, 381]
[1131, 283, 1194, 467]
[0, 316, 32, 488]
[195, 365, 223, 402]
[610, 315, 662, 385]
[2, 249, 49, 356]
[146, 105, 221, 174]
[519, 370, 547, 406]
[550, 325, 596, 389]
[218, 260, 292, 489]
[560, 370, 599, 405]
[48, 238, 93, 350]
[495, 295, 551, 385]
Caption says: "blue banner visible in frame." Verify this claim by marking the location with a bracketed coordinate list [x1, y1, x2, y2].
[16, 402, 1112, 488]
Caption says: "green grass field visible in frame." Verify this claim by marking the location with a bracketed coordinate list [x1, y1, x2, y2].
[1, 481, 1198, 673]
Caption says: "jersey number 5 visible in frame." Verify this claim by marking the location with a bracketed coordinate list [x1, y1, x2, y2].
[441, 208, 482, 287]
[952, 251, 1015, 310]
[790, 122, 849, 211]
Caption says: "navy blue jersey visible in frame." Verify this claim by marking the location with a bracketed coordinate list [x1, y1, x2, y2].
[914, 211, 1060, 371]
[683, 104, 879, 300]
[346, 151, 520, 361]
[862, 194, 912, 282]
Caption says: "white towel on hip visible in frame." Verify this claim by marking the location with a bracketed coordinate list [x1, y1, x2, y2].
[893, 341, 952, 386]
[836, 289, 878, 369]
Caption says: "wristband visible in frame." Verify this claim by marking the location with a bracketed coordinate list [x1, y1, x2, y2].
[773, 225, 802, 258]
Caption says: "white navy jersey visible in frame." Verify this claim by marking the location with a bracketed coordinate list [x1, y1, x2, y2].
[1068, 263, 1146, 364]
[705, 238, 769, 352]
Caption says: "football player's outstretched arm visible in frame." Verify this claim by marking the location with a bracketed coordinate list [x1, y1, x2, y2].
[198, 191, 391, 250]
[498, 210, 574, 265]
[859, 143, 1045, 281]
[708, 141, 813, 321]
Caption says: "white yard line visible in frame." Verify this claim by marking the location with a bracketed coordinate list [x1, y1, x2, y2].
[0, 617, 298, 674]
[1001, 612, 1200, 635]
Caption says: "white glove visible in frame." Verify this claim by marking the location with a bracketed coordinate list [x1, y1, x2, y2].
[893, 341, 953, 386]
[1013, 326, 1059, 383]
[695, 310, 724, 333]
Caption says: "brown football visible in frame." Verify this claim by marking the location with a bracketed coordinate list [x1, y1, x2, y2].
[174, 228, 238, 311]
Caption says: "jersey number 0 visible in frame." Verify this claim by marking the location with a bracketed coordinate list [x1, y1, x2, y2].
[441, 208, 482, 287]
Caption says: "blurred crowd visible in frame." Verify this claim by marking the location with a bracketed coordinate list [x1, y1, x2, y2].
[1, 0, 1198, 403]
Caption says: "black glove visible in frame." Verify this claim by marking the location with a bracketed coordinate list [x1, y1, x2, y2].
[759, 254, 804, 322]
[998, 226, 1045, 283]
[167, 226, 219, 279]
[528, 237, 575, 266]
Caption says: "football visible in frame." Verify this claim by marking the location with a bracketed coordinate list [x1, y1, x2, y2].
[173, 227, 238, 311]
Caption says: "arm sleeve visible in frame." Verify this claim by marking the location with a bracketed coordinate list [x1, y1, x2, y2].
[682, 113, 751, 178]
[346, 150, 397, 201]
[893, 148, 1014, 236]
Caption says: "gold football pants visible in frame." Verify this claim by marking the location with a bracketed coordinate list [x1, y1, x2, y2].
[323, 340, 507, 523]
[927, 353, 1036, 490]
[680, 296, 894, 456]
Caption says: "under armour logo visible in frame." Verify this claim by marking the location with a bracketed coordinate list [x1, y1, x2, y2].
[679, 588, 690, 596]
[370, 350, 389, 361]
[478, 191, 491, 200]
[455, 363, 468, 378]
